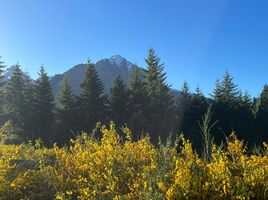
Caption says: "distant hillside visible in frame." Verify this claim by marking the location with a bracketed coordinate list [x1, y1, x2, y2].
[49, 55, 144, 98]
[4, 55, 180, 101]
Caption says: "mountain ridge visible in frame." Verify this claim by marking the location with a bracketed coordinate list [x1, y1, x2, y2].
[4, 55, 179, 101]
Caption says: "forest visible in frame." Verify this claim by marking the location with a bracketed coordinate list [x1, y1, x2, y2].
[0, 49, 268, 199]
[0, 49, 268, 149]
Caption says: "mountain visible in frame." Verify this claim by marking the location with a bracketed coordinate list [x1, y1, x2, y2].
[4, 55, 180, 101]
[49, 55, 142, 99]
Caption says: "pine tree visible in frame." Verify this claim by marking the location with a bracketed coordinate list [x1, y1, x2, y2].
[5, 64, 25, 131]
[235, 91, 254, 142]
[188, 86, 208, 148]
[0, 57, 5, 89]
[55, 77, 76, 144]
[221, 71, 239, 104]
[0, 57, 6, 117]
[255, 84, 268, 142]
[211, 72, 240, 144]
[190, 86, 208, 124]
[79, 60, 107, 132]
[145, 48, 174, 141]
[33, 66, 54, 142]
[257, 84, 268, 112]
[110, 75, 128, 127]
[128, 66, 149, 137]
[211, 79, 222, 102]
[176, 81, 191, 133]
[58, 77, 74, 111]
[23, 72, 35, 136]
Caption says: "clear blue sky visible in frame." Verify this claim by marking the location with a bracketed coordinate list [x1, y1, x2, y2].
[1, 0, 268, 97]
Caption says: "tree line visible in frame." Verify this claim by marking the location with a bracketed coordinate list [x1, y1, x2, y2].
[0, 48, 267, 149]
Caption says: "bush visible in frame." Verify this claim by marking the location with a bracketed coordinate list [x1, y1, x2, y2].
[0, 123, 267, 199]
[0, 121, 24, 145]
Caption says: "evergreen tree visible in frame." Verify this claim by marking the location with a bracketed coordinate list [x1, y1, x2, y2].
[78, 60, 107, 132]
[211, 79, 222, 102]
[5, 64, 25, 131]
[221, 71, 239, 104]
[145, 48, 174, 141]
[33, 66, 54, 142]
[189, 87, 209, 150]
[189, 86, 208, 133]
[23, 72, 35, 136]
[211, 72, 240, 144]
[110, 75, 128, 127]
[128, 66, 149, 137]
[58, 77, 74, 111]
[55, 77, 76, 144]
[0, 57, 5, 88]
[241, 92, 252, 110]
[0, 57, 6, 120]
[257, 85, 268, 112]
[255, 84, 268, 142]
[176, 81, 191, 133]
[235, 91, 254, 143]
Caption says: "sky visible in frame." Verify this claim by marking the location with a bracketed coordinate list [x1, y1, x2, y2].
[1, 0, 268, 97]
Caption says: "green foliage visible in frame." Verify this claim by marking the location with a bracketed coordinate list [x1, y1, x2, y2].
[110, 75, 129, 127]
[0, 125, 267, 199]
[1, 51, 268, 149]
[5, 64, 26, 131]
[33, 66, 54, 142]
[22, 72, 35, 136]
[0, 57, 5, 115]
[211, 79, 221, 102]
[128, 66, 149, 136]
[55, 77, 76, 144]
[255, 84, 268, 142]
[58, 77, 74, 111]
[78, 60, 107, 132]
[199, 105, 217, 162]
[176, 81, 191, 132]
[145, 48, 174, 141]
[0, 121, 24, 145]
[221, 71, 240, 104]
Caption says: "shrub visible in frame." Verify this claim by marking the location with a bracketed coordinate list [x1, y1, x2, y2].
[0, 123, 267, 199]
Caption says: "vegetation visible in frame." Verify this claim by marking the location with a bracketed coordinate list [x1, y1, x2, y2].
[0, 48, 267, 149]
[0, 123, 267, 199]
[0, 49, 268, 199]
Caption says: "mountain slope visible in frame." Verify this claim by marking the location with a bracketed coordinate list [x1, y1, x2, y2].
[49, 55, 140, 98]
[4, 55, 179, 101]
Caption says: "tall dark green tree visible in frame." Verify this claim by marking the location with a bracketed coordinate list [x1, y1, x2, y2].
[0, 57, 5, 86]
[188, 86, 209, 149]
[221, 71, 239, 104]
[145, 48, 174, 141]
[5, 64, 25, 131]
[78, 60, 107, 132]
[176, 81, 191, 133]
[22, 72, 35, 136]
[110, 75, 129, 127]
[211, 79, 222, 102]
[0, 57, 6, 118]
[235, 91, 254, 143]
[255, 84, 268, 142]
[33, 66, 54, 142]
[211, 72, 241, 144]
[55, 77, 76, 144]
[128, 66, 149, 137]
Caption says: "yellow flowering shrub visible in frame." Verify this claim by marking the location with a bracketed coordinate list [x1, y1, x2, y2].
[0, 124, 267, 199]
